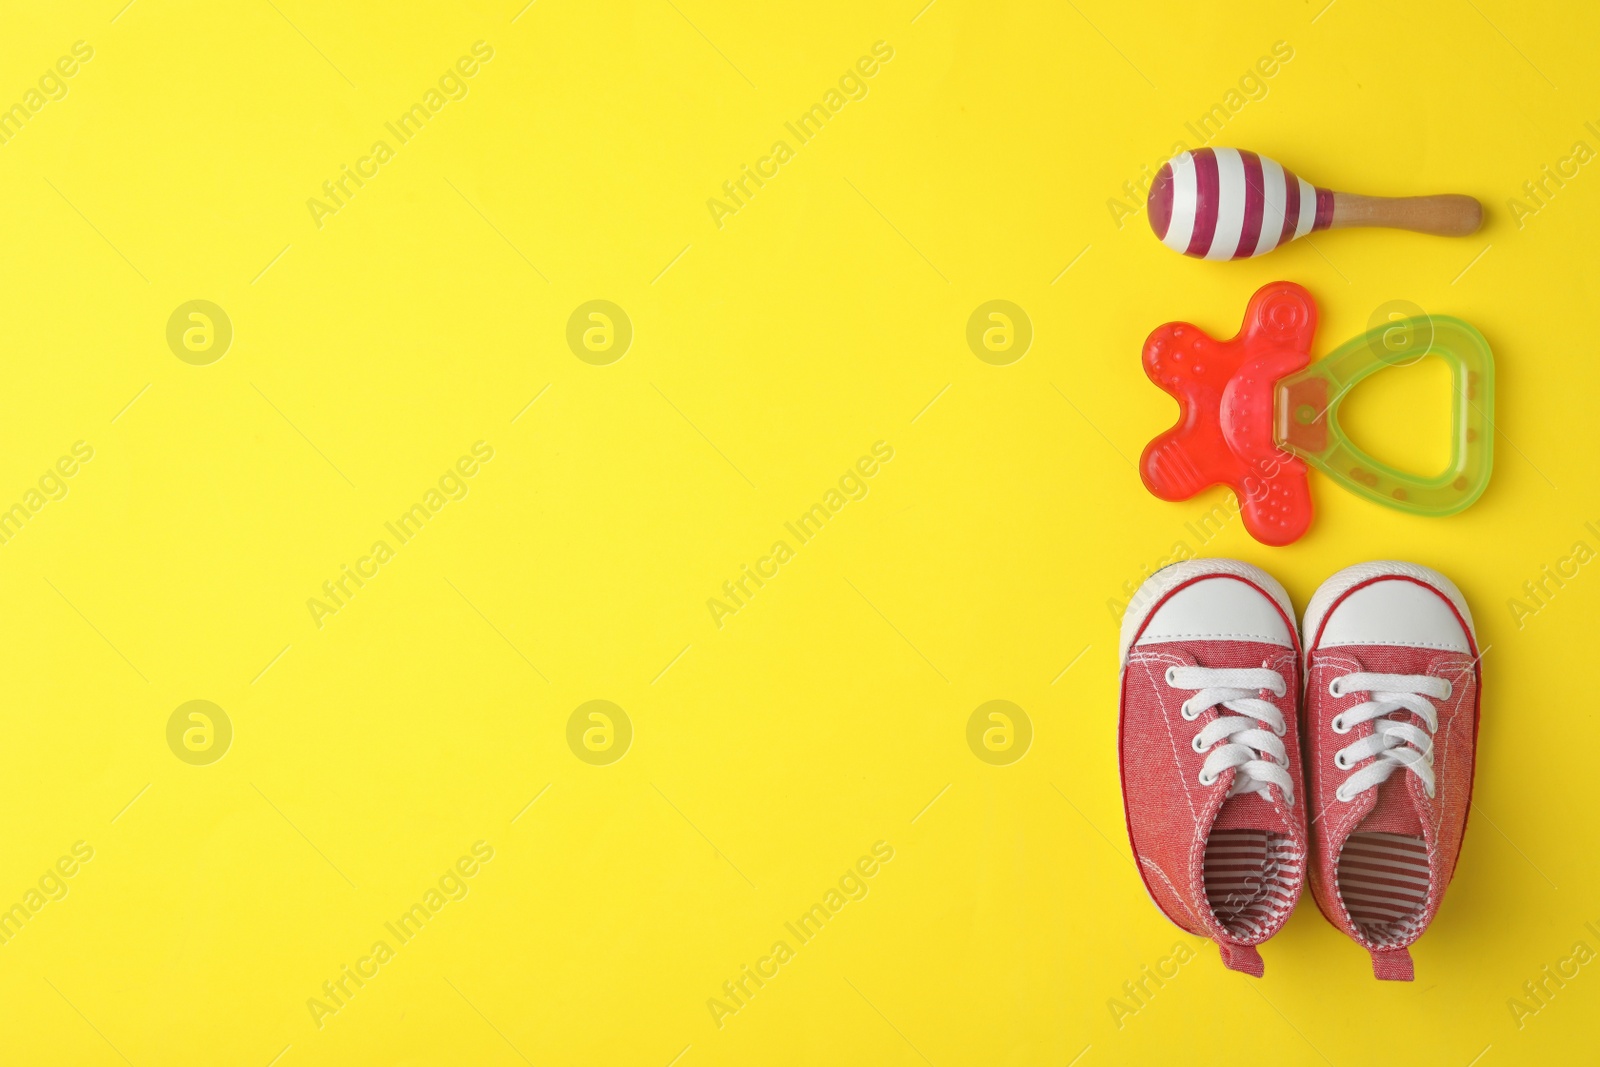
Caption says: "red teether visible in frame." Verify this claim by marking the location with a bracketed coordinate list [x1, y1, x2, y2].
[1139, 282, 1316, 547]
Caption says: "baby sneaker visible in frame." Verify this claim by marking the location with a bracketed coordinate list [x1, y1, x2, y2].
[1119, 559, 1307, 976]
[1300, 561, 1481, 981]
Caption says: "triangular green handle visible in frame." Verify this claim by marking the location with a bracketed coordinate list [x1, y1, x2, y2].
[1273, 315, 1494, 516]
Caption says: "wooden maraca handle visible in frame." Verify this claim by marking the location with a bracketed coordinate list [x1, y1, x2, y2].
[1329, 193, 1483, 237]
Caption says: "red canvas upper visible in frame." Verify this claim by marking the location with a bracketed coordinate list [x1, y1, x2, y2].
[1301, 574, 1481, 981]
[1121, 598, 1307, 977]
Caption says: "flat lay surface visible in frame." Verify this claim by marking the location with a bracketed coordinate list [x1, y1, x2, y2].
[0, 0, 1596, 1064]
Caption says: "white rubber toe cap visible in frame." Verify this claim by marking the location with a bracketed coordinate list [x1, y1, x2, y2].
[1138, 578, 1294, 648]
[1119, 559, 1296, 664]
[1303, 561, 1475, 655]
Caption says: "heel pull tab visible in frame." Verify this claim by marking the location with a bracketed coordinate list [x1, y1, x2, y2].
[1371, 947, 1414, 981]
[1218, 941, 1265, 977]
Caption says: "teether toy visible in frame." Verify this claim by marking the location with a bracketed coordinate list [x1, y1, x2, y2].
[1147, 148, 1482, 260]
[1139, 282, 1493, 546]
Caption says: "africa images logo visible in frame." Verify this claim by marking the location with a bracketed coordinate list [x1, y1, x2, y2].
[705, 41, 895, 230]
[306, 42, 496, 230]
[306, 442, 495, 629]
[306, 841, 495, 1030]
[706, 442, 894, 629]
[706, 842, 895, 1029]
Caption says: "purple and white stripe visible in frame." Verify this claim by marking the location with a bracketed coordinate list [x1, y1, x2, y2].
[1147, 148, 1333, 260]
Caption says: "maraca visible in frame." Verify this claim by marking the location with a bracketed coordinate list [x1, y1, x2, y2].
[1146, 147, 1482, 260]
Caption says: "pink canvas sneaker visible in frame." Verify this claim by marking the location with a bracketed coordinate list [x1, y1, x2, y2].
[1119, 559, 1307, 976]
[1300, 561, 1481, 981]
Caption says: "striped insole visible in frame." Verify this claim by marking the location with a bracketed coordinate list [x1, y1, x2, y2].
[1203, 828, 1301, 939]
[1336, 831, 1430, 944]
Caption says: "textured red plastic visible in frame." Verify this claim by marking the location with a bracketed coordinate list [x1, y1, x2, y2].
[1139, 282, 1317, 547]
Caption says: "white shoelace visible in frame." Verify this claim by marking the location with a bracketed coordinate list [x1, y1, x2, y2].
[1327, 672, 1452, 803]
[1164, 665, 1294, 806]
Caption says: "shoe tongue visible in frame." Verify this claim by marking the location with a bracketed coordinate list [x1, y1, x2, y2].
[1212, 788, 1289, 834]
[1357, 775, 1425, 835]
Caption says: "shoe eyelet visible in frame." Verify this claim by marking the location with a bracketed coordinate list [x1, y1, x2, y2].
[1165, 666, 1179, 685]
[1331, 714, 1351, 734]
[1197, 770, 1217, 787]
[1334, 752, 1351, 770]
[1442, 680, 1454, 700]
[1334, 785, 1353, 803]
[1191, 734, 1207, 753]
[1328, 679, 1343, 697]
[1180, 701, 1199, 721]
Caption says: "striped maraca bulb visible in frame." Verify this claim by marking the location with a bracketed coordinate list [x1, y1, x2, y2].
[1146, 147, 1482, 260]
[1148, 147, 1329, 260]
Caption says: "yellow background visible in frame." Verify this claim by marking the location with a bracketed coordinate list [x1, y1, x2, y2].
[0, 0, 1594, 1063]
